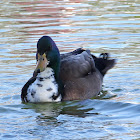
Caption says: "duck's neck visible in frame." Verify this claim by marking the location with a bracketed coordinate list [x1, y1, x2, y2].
[47, 53, 63, 96]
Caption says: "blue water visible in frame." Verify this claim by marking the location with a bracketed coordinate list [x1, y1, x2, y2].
[0, 0, 140, 139]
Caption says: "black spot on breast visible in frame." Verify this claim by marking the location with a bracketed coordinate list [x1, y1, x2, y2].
[31, 90, 36, 98]
[37, 83, 43, 87]
[38, 77, 44, 81]
[50, 74, 54, 77]
[52, 80, 57, 85]
[46, 88, 53, 91]
[44, 76, 50, 79]
[51, 93, 58, 100]
[44, 74, 54, 79]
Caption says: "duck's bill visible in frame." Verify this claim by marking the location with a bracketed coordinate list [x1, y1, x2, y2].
[33, 53, 48, 77]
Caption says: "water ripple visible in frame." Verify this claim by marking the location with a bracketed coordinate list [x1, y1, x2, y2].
[0, 0, 140, 139]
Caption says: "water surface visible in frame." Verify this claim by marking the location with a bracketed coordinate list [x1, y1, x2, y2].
[0, 0, 140, 139]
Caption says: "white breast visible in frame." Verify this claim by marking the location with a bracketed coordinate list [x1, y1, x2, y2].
[27, 68, 61, 102]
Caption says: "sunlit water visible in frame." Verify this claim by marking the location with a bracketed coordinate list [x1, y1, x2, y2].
[0, 0, 140, 139]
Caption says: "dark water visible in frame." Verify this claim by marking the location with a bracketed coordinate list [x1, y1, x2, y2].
[0, 0, 140, 139]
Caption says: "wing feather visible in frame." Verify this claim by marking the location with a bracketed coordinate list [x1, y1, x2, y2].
[60, 50, 96, 80]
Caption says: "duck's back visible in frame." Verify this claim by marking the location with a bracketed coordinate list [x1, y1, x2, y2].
[60, 50, 103, 100]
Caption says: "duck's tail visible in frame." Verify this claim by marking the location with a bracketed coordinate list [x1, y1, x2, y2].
[92, 53, 116, 76]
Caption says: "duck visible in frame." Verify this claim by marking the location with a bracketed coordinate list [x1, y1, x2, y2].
[21, 36, 116, 103]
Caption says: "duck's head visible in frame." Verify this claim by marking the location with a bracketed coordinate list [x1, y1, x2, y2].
[33, 36, 60, 78]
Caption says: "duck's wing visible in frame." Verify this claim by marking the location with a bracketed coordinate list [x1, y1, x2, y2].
[21, 77, 36, 102]
[60, 49, 97, 81]
[60, 48, 84, 59]
[60, 49, 103, 100]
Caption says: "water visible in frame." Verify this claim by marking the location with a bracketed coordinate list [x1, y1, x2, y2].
[0, 0, 140, 139]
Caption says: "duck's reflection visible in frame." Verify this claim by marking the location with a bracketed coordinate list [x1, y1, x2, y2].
[25, 100, 97, 126]
[24, 89, 115, 126]
[22, 87, 116, 127]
